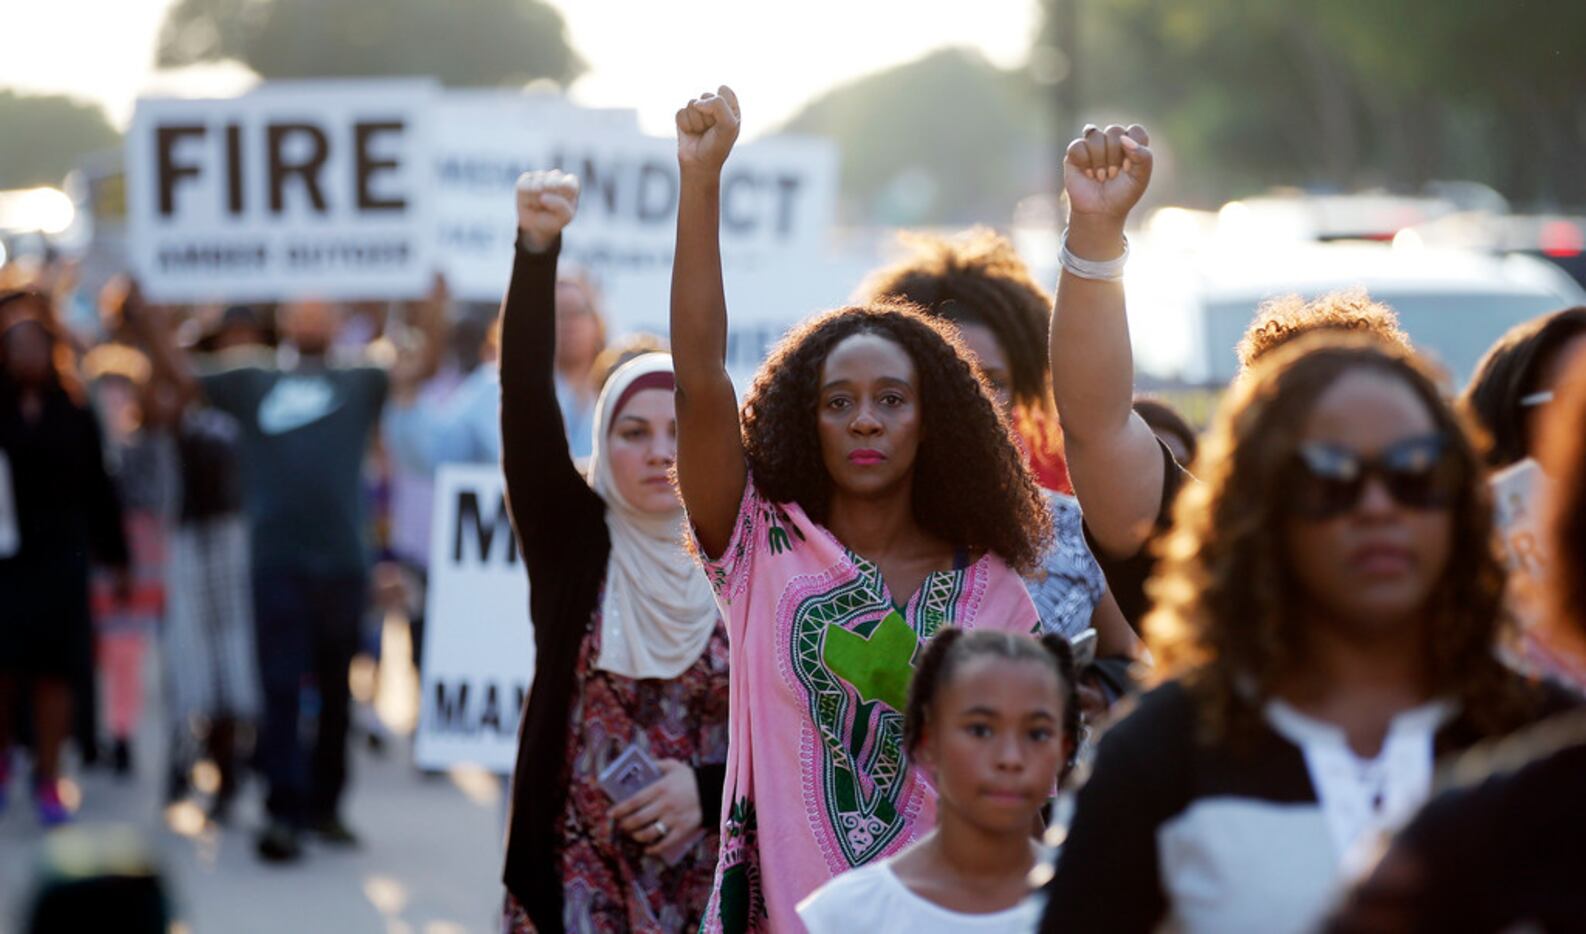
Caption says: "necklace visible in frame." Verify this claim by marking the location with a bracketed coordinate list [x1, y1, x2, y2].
[1354, 755, 1389, 812]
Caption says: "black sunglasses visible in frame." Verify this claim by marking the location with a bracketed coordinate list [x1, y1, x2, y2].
[1286, 434, 1462, 520]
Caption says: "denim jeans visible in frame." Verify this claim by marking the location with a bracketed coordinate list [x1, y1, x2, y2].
[252, 569, 365, 824]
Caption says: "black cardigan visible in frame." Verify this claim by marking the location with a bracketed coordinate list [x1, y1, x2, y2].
[498, 236, 725, 931]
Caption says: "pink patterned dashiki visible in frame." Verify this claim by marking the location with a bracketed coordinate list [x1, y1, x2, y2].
[691, 479, 1039, 933]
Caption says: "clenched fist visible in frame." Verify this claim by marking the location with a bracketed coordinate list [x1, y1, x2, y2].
[516, 169, 581, 253]
[1063, 124, 1153, 223]
[676, 86, 741, 176]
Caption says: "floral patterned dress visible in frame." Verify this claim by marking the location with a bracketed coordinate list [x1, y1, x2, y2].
[505, 610, 730, 933]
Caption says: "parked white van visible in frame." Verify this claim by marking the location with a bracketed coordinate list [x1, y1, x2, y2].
[1120, 238, 1586, 387]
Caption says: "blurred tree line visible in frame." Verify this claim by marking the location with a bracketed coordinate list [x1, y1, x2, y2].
[1028, 0, 1586, 208]
[5, 0, 1580, 225]
[789, 0, 1585, 224]
[779, 49, 1047, 227]
[154, 0, 582, 87]
[0, 91, 120, 189]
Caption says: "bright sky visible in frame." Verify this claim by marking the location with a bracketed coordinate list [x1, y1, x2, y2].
[1, 0, 1040, 137]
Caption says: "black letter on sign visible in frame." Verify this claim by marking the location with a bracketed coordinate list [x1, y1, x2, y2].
[454, 490, 519, 565]
[225, 124, 244, 215]
[774, 175, 803, 236]
[479, 684, 503, 733]
[267, 123, 330, 214]
[578, 157, 620, 215]
[156, 124, 206, 217]
[721, 173, 758, 234]
[432, 681, 471, 733]
[636, 160, 677, 223]
[354, 120, 406, 212]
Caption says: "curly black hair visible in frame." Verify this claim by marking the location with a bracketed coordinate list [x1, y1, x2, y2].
[903, 628, 1082, 784]
[857, 228, 1052, 412]
[1236, 290, 1413, 372]
[741, 302, 1051, 573]
[1461, 306, 1586, 468]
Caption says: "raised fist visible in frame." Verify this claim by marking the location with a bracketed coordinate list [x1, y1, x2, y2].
[515, 169, 581, 253]
[676, 86, 741, 176]
[1063, 124, 1153, 222]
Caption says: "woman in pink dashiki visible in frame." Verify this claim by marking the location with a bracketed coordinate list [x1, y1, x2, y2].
[668, 86, 1053, 933]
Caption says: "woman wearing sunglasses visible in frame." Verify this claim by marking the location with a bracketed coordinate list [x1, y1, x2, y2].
[1322, 350, 1586, 934]
[1038, 333, 1564, 934]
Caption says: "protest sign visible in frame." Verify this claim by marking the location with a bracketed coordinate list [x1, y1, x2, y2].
[432, 92, 836, 302]
[413, 465, 533, 773]
[430, 90, 640, 298]
[125, 80, 856, 376]
[126, 80, 437, 302]
[430, 91, 847, 377]
[67, 151, 132, 300]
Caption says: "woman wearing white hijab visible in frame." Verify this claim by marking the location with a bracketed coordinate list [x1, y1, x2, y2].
[500, 170, 729, 934]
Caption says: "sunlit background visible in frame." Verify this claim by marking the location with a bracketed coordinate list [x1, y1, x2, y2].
[2, 4, 1585, 929]
[6, 0, 1584, 388]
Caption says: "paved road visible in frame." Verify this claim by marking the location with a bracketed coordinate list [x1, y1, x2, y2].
[1, 625, 506, 933]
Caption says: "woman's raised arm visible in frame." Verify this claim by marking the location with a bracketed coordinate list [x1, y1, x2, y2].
[498, 170, 604, 558]
[670, 86, 747, 558]
[1049, 124, 1166, 561]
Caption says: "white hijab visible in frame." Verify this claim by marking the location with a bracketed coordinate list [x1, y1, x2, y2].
[589, 353, 719, 680]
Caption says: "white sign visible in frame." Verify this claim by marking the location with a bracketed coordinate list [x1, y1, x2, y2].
[430, 91, 638, 297]
[126, 80, 437, 302]
[432, 92, 836, 303]
[125, 81, 859, 378]
[414, 465, 533, 773]
[429, 91, 846, 379]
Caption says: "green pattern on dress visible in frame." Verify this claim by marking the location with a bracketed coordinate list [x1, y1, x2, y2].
[764, 501, 805, 555]
[789, 553, 965, 869]
[715, 796, 765, 934]
[822, 610, 917, 713]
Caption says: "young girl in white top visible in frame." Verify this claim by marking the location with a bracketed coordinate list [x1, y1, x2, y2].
[798, 630, 1079, 933]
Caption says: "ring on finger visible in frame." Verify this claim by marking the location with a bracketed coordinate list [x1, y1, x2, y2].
[653, 819, 669, 840]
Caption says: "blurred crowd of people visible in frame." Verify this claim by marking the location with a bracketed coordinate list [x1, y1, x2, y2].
[0, 245, 621, 871]
[5, 85, 1586, 934]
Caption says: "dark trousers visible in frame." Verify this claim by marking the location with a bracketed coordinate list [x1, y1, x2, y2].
[252, 569, 365, 824]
